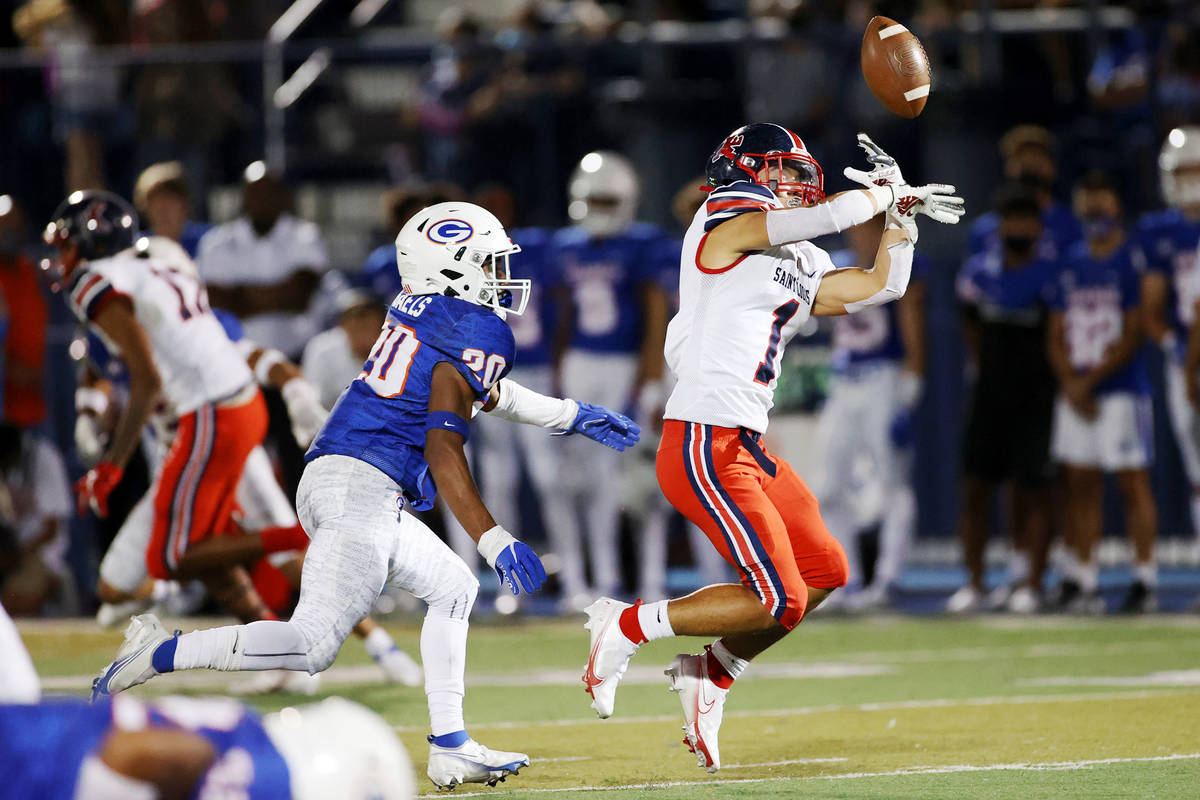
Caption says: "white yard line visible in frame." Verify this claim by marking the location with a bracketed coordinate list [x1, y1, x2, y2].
[415, 752, 1200, 798]
[393, 687, 1200, 732]
[723, 757, 848, 768]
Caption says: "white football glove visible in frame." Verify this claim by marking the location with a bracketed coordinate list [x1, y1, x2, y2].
[281, 377, 329, 447]
[843, 132, 966, 233]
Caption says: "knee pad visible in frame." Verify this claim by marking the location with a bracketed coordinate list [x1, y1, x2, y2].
[288, 613, 343, 674]
[425, 570, 479, 622]
[778, 588, 807, 631]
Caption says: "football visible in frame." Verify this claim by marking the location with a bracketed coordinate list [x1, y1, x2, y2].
[861, 16, 932, 118]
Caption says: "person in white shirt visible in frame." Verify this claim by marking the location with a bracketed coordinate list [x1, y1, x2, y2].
[0, 424, 72, 615]
[301, 290, 388, 411]
[196, 162, 329, 358]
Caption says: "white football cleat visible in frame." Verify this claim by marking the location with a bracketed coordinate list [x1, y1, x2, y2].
[945, 585, 984, 614]
[373, 645, 424, 687]
[92, 613, 174, 701]
[581, 597, 639, 718]
[665, 652, 728, 772]
[1006, 585, 1041, 614]
[427, 737, 530, 789]
[95, 598, 151, 629]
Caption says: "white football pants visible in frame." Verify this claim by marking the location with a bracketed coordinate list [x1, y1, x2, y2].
[813, 363, 915, 591]
[0, 601, 40, 703]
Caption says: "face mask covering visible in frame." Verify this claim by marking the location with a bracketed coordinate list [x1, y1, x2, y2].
[1002, 234, 1038, 256]
[1082, 214, 1120, 240]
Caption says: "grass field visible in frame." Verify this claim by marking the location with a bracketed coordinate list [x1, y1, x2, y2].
[18, 612, 1200, 798]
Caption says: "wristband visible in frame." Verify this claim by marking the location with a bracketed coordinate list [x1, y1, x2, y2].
[476, 525, 516, 568]
[253, 348, 288, 386]
[426, 411, 471, 441]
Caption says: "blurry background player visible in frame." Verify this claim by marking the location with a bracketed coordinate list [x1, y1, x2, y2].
[967, 125, 1082, 263]
[0, 694, 416, 800]
[815, 214, 925, 610]
[551, 151, 672, 598]
[132, 161, 212, 259]
[1047, 171, 1157, 614]
[0, 422, 72, 616]
[1141, 127, 1200, 539]
[302, 290, 389, 412]
[950, 185, 1060, 614]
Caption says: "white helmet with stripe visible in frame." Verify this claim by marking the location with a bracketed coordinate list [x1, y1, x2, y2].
[394, 201, 528, 316]
[568, 151, 639, 238]
[1160, 126, 1200, 212]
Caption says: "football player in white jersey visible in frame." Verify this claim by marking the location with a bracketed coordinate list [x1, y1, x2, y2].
[44, 191, 286, 628]
[581, 124, 964, 771]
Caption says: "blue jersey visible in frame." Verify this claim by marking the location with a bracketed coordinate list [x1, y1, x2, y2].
[828, 247, 929, 372]
[968, 202, 1082, 262]
[307, 293, 515, 510]
[360, 242, 402, 302]
[214, 307, 245, 342]
[0, 696, 289, 800]
[550, 222, 677, 354]
[1136, 208, 1200, 358]
[1047, 240, 1149, 395]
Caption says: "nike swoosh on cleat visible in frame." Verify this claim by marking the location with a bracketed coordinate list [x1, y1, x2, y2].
[581, 610, 613, 695]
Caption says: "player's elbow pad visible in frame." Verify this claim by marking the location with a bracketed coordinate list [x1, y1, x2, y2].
[844, 239, 913, 312]
[765, 187, 890, 246]
[488, 378, 578, 429]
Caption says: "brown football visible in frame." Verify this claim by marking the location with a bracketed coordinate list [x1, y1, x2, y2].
[861, 16, 932, 119]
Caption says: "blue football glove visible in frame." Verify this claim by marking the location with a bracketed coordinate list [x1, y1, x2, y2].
[477, 526, 547, 596]
[555, 401, 641, 452]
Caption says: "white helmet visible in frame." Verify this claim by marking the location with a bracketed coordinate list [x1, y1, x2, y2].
[394, 201, 528, 317]
[262, 697, 416, 800]
[568, 151, 639, 238]
[1159, 126, 1200, 211]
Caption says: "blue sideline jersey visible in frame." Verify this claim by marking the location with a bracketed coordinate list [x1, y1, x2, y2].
[307, 293, 515, 510]
[1136, 208, 1200, 360]
[360, 241, 403, 301]
[968, 202, 1082, 262]
[1046, 240, 1149, 395]
[828, 247, 929, 372]
[0, 696, 290, 800]
[550, 222, 677, 354]
[500, 227, 560, 368]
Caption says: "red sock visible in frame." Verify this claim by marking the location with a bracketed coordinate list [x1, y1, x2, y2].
[705, 646, 735, 690]
[618, 600, 646, 645]
[259, 524, 309, 554]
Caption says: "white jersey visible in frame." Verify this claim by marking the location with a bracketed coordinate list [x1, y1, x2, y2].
[663, 180, 836, 433]
[66, 249, 252, 416]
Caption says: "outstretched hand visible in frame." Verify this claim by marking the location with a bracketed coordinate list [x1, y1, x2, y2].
[555, 402, 641, 452]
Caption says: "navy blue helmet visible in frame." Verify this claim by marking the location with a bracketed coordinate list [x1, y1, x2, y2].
[43, 190, 139, 262]
[706, 123, 824, 205]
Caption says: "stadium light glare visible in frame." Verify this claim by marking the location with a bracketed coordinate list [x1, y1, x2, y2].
[1170, 128, 1187, 148]
[580, 152, 604, 173]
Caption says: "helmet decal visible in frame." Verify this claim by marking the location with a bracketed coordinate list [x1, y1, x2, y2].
[426, 218, 475, 244]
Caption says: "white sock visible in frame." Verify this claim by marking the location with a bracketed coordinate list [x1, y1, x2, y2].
[421, 614, 468, 736]
[1133, 561, 1158, 587]
[1078, 561, 1099, 593]
[173, 621, 309, 672]
[637, 600, 674, 642]
[364, 626, 396, 659]
[709, 639, 749, 680]
[1008, 549, 1030, 586]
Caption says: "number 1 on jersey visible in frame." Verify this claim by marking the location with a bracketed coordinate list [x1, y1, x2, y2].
[754, 300, 800, 385]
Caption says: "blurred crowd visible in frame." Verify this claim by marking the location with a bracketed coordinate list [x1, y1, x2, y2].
[2, 0, 1200, 618]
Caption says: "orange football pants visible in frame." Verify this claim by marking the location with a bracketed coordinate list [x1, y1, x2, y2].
[656, 419, 848, 629]
[147, 389, 268, 580]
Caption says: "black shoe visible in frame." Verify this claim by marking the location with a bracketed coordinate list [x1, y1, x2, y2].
[1052, 578, 1081, 611]
[1118, 581, 1158, 614]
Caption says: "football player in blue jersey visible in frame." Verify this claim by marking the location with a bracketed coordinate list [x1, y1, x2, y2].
[967, 125, 1082, 262]
[1047, 171, 1157, 614]
[950, 185, 1060, 614]
[0, 695, 415, 799]
[815, 214, 926, 610]
[92, 201, 639, 789]
[551, 151, 674, 597]
[1140, 127, 1200, 537]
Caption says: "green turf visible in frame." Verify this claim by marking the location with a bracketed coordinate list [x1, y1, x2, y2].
[18, 614, 1200, 797]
